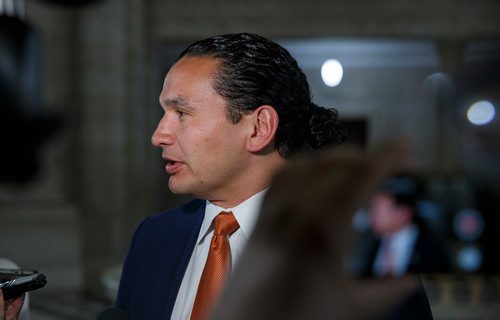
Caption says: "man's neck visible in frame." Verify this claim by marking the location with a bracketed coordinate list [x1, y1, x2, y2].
[209, 186, 269, 209]
[203, 150, 287, 208]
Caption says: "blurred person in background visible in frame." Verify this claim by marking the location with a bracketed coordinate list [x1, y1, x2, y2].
[361, 174, 451, 277]
[212, 142, 428, 320]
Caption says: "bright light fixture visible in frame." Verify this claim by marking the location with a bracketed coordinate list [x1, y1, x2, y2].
[321, 59, 343, 87]
[467, 100, 495, 126]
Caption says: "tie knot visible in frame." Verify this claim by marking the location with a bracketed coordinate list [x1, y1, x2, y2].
[214, 211, 239, 236]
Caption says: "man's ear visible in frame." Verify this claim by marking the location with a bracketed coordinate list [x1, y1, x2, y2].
[246, 105, 279, 153]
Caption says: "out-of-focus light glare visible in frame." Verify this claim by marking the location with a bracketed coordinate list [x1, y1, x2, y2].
[352, 209, 370, 232]
[467, 100, 496, 125]
[453, 208, 484, 242]
[456, 245, 482, 272]
[422, 72, 454, 96]
[321, 59, 343, 87]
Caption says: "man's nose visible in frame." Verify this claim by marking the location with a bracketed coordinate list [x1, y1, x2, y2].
[151, 119, 175, 147]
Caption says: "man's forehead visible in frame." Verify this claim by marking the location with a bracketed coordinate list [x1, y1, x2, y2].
[159, 57, 224, 104]
[161, 56, 220, 89]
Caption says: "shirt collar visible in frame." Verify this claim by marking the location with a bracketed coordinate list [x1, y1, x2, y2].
[198, 188, 268, 244]
[389, 223, 419, 249]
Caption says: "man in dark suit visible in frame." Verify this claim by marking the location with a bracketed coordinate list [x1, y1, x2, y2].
[114, 33, 433, 320]
[115, 33, 345, 319]
[362, 174, 451, 277]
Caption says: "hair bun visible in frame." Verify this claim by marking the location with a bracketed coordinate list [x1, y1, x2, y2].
[308, 103, 347, 149]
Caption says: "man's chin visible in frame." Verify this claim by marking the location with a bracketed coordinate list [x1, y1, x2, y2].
[168, 179, 194, 196]
[168, 184, 184, 195]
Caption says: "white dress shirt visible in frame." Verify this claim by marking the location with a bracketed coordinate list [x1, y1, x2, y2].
[373, 224, 419, 277]
[171, 189, 267, 319]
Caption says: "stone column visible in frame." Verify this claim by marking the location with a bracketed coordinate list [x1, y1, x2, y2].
[75, 0, 158, 298]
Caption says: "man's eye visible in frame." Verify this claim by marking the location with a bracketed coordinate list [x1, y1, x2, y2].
[176, 110, 186, 117]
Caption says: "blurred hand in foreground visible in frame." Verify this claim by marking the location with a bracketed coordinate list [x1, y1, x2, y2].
[213, 141, 419, 320]
[0, 290, 24, 320]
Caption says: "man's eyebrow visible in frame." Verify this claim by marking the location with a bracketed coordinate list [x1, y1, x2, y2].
[160, 96, 191, 107]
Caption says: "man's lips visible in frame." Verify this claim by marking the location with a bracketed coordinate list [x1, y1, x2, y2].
[163, 157, 184, 174]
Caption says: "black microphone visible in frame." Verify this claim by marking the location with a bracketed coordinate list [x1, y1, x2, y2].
[96, 307, 127, 320]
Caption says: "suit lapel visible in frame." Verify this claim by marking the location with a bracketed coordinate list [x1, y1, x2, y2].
[163, 199, 205, 317]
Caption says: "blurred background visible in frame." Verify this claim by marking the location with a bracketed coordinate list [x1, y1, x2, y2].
[0, 0, 499, 318]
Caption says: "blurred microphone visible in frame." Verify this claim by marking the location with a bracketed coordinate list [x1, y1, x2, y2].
[96, 307, 127, 320]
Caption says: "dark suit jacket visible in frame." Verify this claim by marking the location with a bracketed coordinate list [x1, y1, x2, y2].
[359, 225, 451, 276]
[116, 199, 435, 319]
[356, 225, 448, 320]
[115, 199, 205, 319]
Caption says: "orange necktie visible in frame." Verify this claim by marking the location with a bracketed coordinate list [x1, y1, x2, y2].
[191, 211, 240, 320]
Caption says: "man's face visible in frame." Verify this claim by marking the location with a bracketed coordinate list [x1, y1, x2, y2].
[369, 192, 412, 236]
[152, 56, 251, 201]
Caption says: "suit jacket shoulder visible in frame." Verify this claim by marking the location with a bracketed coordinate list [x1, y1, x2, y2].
[115, 199, 205, 319]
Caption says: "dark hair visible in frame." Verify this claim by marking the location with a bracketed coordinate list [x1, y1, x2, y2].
[380, 174, 423, 210]
[178, 33, 346, 158]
